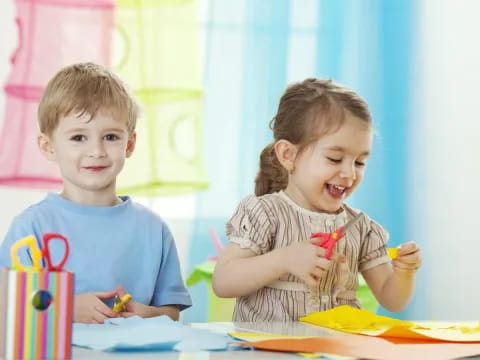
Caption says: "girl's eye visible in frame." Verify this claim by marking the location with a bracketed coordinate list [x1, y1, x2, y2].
[104, 134, 119, 141]
[355, 161, 366, 167]
[70, 135, 86, 142]
[327, 157, 341, 163]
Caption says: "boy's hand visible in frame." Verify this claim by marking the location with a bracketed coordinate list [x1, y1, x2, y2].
[114, 286, 153, 317]
[393, 241, 422, 275]
[115, 285, 179, 320]
[283, 237, 333, 288]
[74, 290, 120, 324]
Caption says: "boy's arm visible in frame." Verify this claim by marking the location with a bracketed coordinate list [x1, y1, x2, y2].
[151, 305, 180, 320]
[121, 302, 180, 321]
[149, 224, 192, 313]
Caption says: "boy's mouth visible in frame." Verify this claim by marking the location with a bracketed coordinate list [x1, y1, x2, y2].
[84, 166, 107, 172]
[326, 184, 347, 199]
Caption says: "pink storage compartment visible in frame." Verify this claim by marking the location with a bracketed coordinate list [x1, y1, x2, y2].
[0, 0, 115, 189]
[0, 94, 61, 188]
[5, 0, 115, 99]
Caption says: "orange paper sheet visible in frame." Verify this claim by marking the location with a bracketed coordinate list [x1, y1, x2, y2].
[237, 335, 480, 360]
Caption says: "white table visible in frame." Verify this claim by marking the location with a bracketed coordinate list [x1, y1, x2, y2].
[72, 321, 340, 359]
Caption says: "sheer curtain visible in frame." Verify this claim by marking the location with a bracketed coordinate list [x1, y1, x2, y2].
[184, 0, 417, 322]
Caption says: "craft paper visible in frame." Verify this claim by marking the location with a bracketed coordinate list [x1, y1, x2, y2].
[300, 305, 480, 342]
[73, 315, 228, 352]
[236, 335, 480, 360]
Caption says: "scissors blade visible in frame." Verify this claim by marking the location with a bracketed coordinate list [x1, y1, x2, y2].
[337, 213, 365, 237]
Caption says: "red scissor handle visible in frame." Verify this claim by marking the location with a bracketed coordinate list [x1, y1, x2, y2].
[42, 233, 70, 271]
[311, 226, 346, 260]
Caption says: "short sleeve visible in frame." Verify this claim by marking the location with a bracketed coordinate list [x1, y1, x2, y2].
[358, 218, 390, 272]
[151, 223, 192, 310]
[226, 195, 275, 255]
[0, 215, 35, 268]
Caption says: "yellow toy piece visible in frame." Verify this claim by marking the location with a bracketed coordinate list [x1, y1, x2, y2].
[388, 247, 399, 259]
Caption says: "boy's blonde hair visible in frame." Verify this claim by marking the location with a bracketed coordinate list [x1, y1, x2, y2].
[38, 62, 139, 135]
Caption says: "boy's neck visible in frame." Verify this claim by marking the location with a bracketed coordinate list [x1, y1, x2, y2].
[60, 190, 122, 207]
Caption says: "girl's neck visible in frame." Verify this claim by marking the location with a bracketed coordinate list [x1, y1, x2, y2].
[283, 186, 342, 214]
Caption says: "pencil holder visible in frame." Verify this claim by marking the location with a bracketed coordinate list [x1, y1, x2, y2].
[0, 267, 74, 360]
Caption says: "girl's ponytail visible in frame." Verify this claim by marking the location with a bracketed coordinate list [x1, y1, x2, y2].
[254, 143, 288, 196]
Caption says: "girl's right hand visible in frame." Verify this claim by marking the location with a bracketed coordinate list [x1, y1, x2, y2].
[283, 237, 333, 287]
[74, 290, 120, 324]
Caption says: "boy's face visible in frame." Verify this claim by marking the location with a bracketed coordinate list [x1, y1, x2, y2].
[38, 109, 136, 201]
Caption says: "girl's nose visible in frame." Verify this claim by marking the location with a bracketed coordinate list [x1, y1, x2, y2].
[340, 162, 356, 181]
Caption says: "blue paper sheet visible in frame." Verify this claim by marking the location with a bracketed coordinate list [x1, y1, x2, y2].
[73, 315, 228, 352]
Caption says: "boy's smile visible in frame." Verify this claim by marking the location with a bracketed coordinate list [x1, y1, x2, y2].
[284, 113, 373, 213]
[83, 166, 108, 172]
[38, 108, 136, 206]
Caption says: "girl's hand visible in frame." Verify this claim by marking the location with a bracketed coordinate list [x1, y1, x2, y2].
[393, 241, 422, 275]
[283, 237, 333, 287]
[74, 290, 120, 324]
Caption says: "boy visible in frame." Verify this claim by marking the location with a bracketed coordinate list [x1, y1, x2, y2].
[0, 63, 192, 323]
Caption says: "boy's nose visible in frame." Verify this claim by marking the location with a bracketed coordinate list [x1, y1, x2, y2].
[88, 142, 107, 158]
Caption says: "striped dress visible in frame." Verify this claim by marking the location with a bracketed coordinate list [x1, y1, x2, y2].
[226, 191, 390, 321]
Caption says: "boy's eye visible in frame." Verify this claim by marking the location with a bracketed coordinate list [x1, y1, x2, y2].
[104, 134, 119, 141]
[70, 135, 86, 142]
[326, 157, 341, 163]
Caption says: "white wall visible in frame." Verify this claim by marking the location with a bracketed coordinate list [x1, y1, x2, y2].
[409, 0, 480, 320]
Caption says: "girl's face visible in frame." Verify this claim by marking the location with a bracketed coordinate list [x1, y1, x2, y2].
[284, 113, 373, 213]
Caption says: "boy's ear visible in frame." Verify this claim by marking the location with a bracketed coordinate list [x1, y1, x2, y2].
[126, 132, 136, 158]
[37, 133, 56, 162]
[274, 139, 297, 173]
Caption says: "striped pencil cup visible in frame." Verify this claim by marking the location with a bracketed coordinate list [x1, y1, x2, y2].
[0, 267, 74, 360]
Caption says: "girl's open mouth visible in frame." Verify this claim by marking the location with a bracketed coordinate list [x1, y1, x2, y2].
[326, 184, 347, 199]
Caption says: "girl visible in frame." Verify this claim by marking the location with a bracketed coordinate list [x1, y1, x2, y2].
[212, 78, 422, 321]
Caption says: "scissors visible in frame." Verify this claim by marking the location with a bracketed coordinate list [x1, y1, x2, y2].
[10, 233, 70, 271]
[310, 213, 365, 259]
[113, 293, 132, 313]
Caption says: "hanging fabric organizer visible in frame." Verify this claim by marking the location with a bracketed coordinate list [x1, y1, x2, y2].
[115, 0, 208, 196]
[0, 0, 115, 189]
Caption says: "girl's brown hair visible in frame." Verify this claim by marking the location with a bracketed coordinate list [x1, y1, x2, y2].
[38, 62, 140, 136]
[255, 78, 372, 196]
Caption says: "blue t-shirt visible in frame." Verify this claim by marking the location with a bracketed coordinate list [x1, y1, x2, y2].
[0, 193, 192, 310]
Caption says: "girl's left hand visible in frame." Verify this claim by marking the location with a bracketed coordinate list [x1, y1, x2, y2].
[392, 241, 422, 275]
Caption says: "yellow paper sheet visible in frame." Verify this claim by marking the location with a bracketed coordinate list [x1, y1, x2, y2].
[300, 305, 480, 342]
